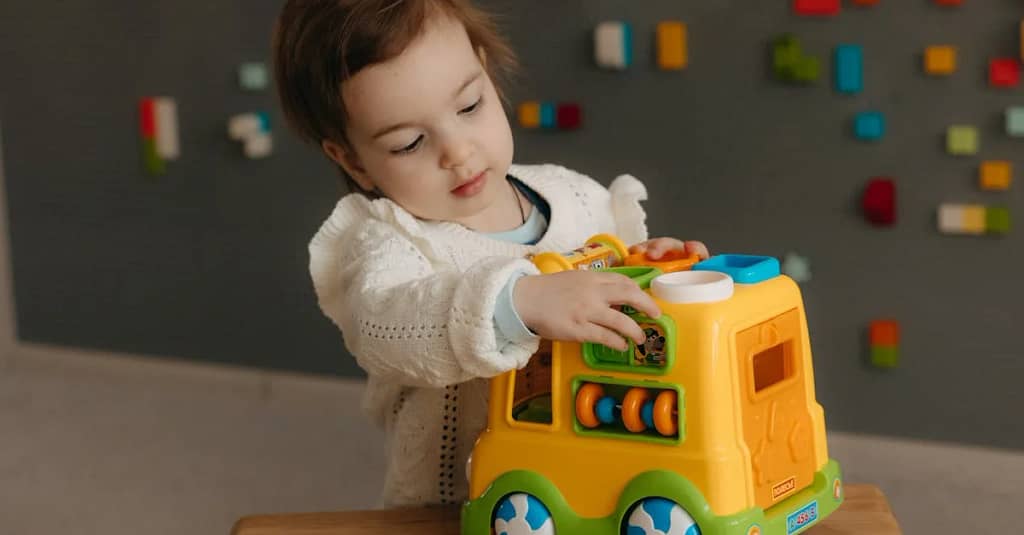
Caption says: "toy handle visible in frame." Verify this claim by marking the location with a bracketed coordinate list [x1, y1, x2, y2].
[624, 249, 701, 273]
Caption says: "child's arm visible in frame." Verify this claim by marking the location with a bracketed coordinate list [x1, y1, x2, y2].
[310, 220, 540, 388]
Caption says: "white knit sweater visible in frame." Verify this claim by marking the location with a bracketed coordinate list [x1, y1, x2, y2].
[308, 163, 649, 507]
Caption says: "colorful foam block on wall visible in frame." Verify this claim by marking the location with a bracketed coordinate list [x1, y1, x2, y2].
[556, 103, 582, 130]
[540, 102, 556, 128]
[869, 319, 900, 346]
[979, 161, 1012, 191]
[933, 0, 962, 5]
[793, 0, 840, 16]
[781, 252, 812, 283]
[834, 44, 863, 95]
[656, 21, 688, 70]
[773, 34, 820, 84]
[924, 45, 957, 75]
[238, 62, 269, 91]
[938, 204, 988, 235]
[986, 206, 1011, 234]
[518, 101, 541, 129]
[854, 111, 885, 140]
[139, 96, 180, 175]
[989, 58, 1020, 88]
[862, 177, 896, 226]
[594, 21, 632, 70]
[227, 111, 272, 159]
[946, 125, 979, 155]
[870, 345, 899, 368]
[1006, 107, 1024, 136]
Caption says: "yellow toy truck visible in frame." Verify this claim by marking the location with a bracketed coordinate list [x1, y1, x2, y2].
[462, 234, 843, 535]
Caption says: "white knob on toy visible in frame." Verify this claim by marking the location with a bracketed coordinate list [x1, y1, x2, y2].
[651, 271, 734, 304]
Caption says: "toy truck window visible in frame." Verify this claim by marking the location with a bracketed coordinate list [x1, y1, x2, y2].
[752, 341, 794, 393]
[510, 340, 553, 425]
[582, 312, 675, 375]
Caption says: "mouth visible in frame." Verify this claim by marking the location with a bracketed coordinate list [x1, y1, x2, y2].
[451, 170, 488, 197]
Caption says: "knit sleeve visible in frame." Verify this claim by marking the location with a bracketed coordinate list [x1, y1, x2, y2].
[310, 219, 541, 388]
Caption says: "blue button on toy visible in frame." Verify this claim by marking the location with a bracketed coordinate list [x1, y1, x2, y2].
[692, 254, 780, 284]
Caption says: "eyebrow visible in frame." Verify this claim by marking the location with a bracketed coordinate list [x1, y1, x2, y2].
[371, 70, 483, 140]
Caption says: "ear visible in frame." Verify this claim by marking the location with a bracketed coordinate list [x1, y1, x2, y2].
[322, 139, 375, 191]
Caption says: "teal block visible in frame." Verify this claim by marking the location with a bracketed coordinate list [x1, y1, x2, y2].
[834, 44, 863, 94]
[854, 111, 885, 140]
[540, 102, 555, 128]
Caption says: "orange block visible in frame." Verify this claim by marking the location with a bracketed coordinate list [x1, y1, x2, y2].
[869, 319, 900, 346]
[656, 21, 688, 70]
[980, 160, 1012, 191]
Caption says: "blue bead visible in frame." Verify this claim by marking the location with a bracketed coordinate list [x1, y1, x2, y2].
[641, 400, 654, 429]
[835, 44, 863, 94]
[854, 111, 885, 140]
[595, 396, 617, 424]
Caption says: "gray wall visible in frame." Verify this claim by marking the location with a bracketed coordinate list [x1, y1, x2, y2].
[1, 1, 1022, 449]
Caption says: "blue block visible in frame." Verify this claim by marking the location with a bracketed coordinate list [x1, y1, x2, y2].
[621, 23, 633, 68]
[256, 111, 271, 132]
[854, 111, 885, 140]
[540, 102, 556, 128]
[692, 254, 780, 284]
[834, 44, 863, 95]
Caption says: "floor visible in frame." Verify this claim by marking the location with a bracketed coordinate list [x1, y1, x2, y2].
[1, 344, 1022, 535]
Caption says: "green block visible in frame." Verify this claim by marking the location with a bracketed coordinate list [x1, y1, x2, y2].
[1006, 107, 1024, 137]
[870, 345, 899, 369]
[947, 125, 979, 155]
[773, 34, 801, 74]
[986, 206, 1010, 234]
[238, 62, 268, 91]
[791, 56, 821, 83]
[142, 138, 165, 175]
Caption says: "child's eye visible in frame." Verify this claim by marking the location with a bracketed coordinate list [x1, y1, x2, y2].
[391, 135, 423, 155]
[459, 97, 483, 115]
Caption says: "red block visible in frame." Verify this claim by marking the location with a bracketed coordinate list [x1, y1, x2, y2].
[862, 177, 896, 226]
[139, 97, 156, 139]
[933, 0, 962, 5]
[793, 0, 840, 16]
[869, 319, 900, 346]
[989, 58, 1020, 88]
[556, 103, 582, 130]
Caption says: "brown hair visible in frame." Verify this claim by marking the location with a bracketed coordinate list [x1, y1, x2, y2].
[272, 0, 518, 194]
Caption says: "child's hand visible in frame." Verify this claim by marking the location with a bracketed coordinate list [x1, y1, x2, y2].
[629, 237, 710, 261]
[513, 270, 662, 351]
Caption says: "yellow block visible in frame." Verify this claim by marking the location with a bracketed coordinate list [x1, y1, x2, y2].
[518, 101, 540, 128]
[962, 205, 987, 234]
[980, 160, 1012, 191]
[924, 45, 957, 75]
[657, 21, 688, 70]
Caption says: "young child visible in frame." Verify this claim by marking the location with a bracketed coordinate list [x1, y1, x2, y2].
[273, 0, 708, 507]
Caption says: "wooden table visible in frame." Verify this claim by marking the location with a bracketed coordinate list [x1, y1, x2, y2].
[232, 483, 901, 534]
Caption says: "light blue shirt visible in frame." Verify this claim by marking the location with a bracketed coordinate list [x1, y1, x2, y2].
[486, 185, 548, 346]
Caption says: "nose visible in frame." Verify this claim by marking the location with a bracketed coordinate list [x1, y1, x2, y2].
[439, 133, 474, 171]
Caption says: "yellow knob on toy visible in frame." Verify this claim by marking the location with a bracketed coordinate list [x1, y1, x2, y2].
[530, 233, 630, 274]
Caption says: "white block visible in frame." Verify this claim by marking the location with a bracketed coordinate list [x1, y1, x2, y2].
[228, 113, 261, 141]
[595, 22, 631, 70]
[154, 97, 180, 160]
[243, 132, 273, 159]
[938, 204, 964, 234]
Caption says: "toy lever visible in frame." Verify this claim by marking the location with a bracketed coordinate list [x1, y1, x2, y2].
[624, 249, 701, 273]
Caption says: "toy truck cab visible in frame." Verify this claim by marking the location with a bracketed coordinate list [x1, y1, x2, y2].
[462, 235, 843, 535]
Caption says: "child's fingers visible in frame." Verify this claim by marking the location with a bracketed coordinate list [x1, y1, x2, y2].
[585, 323, 631, 351]
[593, 307, 646, 345]
[685, 240, 710, 260]
[602, 275, 661, 319]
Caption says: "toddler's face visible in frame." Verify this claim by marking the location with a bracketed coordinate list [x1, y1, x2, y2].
[328, 14, 515, 228]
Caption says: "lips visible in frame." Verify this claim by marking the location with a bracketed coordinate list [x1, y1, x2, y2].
[451, 170, 487, 197]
